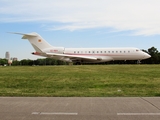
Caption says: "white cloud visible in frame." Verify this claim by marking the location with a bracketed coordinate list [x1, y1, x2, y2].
[0, 0, 160, 35]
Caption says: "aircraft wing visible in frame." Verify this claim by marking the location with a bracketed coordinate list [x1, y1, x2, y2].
[46, 53, 98, 60]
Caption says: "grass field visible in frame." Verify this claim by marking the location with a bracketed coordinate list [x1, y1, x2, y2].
[0, 65, 160, 97]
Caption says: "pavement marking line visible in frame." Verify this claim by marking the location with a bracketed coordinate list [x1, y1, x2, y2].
[32, 112, 78, 115]
[32, 112, 40, 115]
[117, 113, 160, 116]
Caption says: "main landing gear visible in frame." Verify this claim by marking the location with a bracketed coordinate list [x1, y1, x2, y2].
[75, 62, 82, 65]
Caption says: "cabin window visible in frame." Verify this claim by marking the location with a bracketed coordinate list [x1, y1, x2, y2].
[108, 51, 110, 53]
[97, 51, 99, 53]
[89, 51, 90, 53]
[112, 51, 114, 53]
[77, 51, 79, 53]
[124, 51, 125, 53]
[74, 51, 76, 53]
[104, 51, 106, 53]
[128, 51, 130, 53]
[120, 51, 122, 53]
[116, 51, 118, 53]
[93, 51, 94, 53]
[101, 51, 102, 53]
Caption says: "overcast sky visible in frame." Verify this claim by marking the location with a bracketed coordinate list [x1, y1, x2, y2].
[0, 0, 160, 60]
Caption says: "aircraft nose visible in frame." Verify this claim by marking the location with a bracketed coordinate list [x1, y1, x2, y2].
[143, 53, 151, 59]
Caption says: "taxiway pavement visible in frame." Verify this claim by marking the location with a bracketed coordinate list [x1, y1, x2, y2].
[0, 97, 160, 120]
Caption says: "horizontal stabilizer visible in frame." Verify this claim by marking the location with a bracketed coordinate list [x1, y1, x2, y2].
[8, 32, 38, 39]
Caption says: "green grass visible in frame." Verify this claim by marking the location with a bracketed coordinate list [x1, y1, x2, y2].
[0, 65, 160, 97]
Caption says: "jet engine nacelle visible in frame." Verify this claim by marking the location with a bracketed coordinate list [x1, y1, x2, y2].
[97, 56, 113, 62]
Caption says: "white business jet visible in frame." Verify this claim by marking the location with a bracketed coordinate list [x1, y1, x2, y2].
[11, 32, 151, 64]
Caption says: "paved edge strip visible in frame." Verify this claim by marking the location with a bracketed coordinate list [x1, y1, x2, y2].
[117, 113, 160, 116]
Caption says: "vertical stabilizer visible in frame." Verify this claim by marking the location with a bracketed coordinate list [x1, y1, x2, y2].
[10, 32, 53, 53]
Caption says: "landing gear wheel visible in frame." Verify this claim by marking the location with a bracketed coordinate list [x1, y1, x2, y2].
[76, 62, 81, 65]
[137, 60, 141, 64]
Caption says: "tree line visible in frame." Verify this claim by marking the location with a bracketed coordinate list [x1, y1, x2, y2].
[0, 47, 160, 66]
[0, 58, 68, 66]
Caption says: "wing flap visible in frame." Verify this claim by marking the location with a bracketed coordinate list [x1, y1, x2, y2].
[46, 53, 98, 60]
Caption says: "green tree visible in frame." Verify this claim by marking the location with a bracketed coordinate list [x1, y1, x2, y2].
[0, 59, 7, 65]
[148, 47, 160, 64]
[12, 60, 20, 66]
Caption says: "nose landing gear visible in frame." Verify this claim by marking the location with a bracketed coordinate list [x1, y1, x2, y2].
[137, 60, 141, 64]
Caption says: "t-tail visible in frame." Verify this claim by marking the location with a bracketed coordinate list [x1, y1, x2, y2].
[9, 32, 65, 56]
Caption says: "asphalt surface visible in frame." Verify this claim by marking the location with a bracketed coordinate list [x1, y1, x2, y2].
[0, 97, 160, 120]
